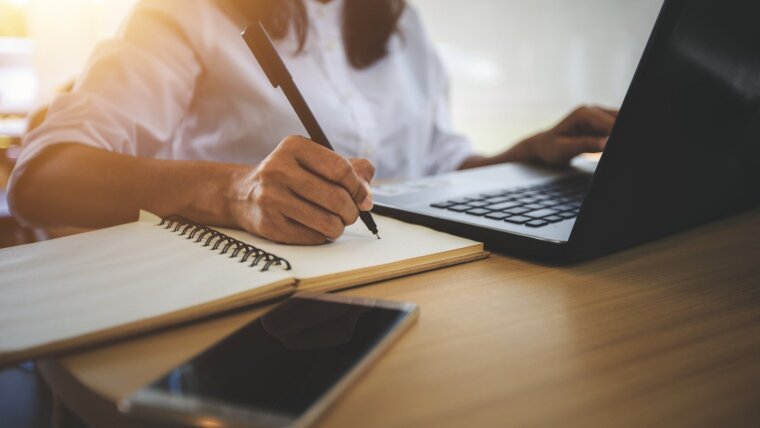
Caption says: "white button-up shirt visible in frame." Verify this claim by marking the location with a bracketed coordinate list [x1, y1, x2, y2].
[11, 0, 474, 192]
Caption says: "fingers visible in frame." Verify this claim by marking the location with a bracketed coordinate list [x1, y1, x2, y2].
[235, 191, 329, 245]
[280, 137, 372, 209]
[279, 191, 346, 241]
[552, 136, 606, 163]
[243, 190, 338, 245]
[266, 215, 329, 245]
[285, 171, 359, 226]
[235, 136, 376, 245]
[349, 158, 375, 210]
[500, 105, 617, 167]
[532, 134, 606, 166]
[567, 105, 617, 136]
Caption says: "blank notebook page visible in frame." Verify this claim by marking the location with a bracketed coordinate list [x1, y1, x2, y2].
[217, 214, 483, 285]
[0, 211, 483, 363]
[0, 214, 294, 358]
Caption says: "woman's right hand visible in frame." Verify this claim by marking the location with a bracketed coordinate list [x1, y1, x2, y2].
[228, 135, 375, 245]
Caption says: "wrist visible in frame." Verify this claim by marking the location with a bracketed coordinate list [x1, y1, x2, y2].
[180, 161, 252, 228]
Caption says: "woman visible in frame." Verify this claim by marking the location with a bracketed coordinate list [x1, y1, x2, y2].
[8, 0, 616, 244]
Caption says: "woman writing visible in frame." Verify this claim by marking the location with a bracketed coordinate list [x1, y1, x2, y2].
[8, 0, 616, 244]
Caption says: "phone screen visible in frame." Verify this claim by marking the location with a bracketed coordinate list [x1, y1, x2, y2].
[140, 296, 412, 421]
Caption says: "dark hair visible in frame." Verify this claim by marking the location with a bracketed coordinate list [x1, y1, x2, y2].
[221, 0, 406, 69]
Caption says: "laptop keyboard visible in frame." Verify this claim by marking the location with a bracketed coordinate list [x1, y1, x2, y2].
[429, 175, 591, 228]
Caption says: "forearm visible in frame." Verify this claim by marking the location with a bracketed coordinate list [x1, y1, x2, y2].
[9, 143, 249, 229]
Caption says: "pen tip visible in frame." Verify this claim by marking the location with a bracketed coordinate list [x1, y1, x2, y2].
[375, 234, 381, 240]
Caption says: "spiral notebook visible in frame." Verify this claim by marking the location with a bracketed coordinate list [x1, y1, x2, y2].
[0, 211, 486, 367]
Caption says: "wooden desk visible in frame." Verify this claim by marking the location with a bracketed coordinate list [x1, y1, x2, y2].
[39, 210, 760, 427]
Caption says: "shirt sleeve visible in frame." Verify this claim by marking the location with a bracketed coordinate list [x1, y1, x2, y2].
[423, 46, 476, 176]
[8, 0, 202, 193]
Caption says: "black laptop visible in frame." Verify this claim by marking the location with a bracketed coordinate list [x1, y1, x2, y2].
[373, 0, 760, 261]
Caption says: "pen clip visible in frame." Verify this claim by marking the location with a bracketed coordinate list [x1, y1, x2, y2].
[241, 21, 292, 89]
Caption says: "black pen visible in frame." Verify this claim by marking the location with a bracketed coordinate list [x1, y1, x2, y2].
[242, 21, 380, 239]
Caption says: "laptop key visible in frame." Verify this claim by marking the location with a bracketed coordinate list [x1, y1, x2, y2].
[430, 201, 454, 209]
[465, 208, 491, 216]
[553, 204, 574, 211]
[447, 204, 472, 212]
[484, 196, 512, 204]
[524, 203, 545, 210]
[504, 207, 530, 215]
[526, 219, 549, 227]
[504, 215, 532, 224]
[559, 211, 577, 219]
[487, 201, 521, 210]
[516, 197, 537, 204]
[448, 197, 474, 204]
[484, 212, 511, 220]
[466, 201, 490, 207]
[524, 208, 560, 218]
[544, 215, 564, 223]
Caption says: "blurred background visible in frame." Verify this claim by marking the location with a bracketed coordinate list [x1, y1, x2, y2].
[415, 0, 662, 153]
[0, 0, 662, 153]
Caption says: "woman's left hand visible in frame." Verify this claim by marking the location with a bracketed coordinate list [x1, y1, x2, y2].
[459, 105, 618, 169]
[517, 105, 618, 165]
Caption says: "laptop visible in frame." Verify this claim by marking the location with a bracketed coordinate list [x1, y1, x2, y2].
[373, 0, 760, 261]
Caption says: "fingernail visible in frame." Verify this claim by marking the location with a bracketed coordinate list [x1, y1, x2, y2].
[359, 197, 373, 211]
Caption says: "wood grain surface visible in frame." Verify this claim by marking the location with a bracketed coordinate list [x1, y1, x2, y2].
[40, 209, 760, 428]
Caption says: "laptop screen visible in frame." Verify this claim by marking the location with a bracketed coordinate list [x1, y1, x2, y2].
[570, 0, 760, 258]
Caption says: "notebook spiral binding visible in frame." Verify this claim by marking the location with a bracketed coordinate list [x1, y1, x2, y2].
[159, 215, 291, 272]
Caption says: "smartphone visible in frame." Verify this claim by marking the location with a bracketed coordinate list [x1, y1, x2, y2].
[118, 292, 419, 428]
